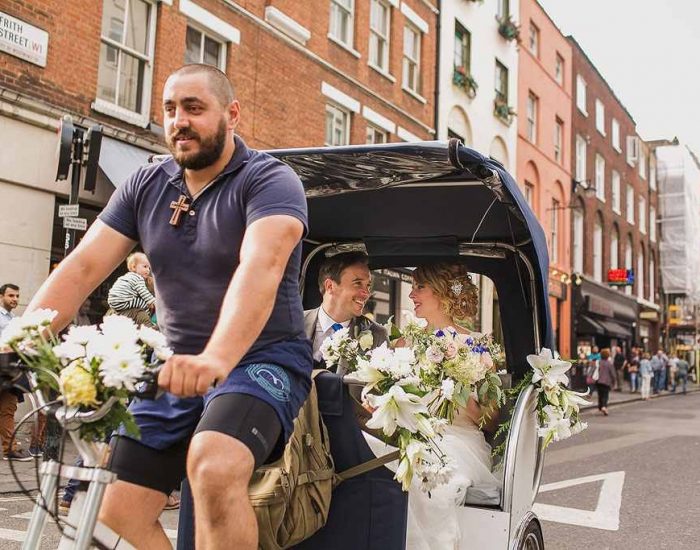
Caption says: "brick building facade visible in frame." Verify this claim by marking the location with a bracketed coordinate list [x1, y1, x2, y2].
[568, 37, 660, 355]
[0, 0, 438, 316]
[517, 0, 572, 356]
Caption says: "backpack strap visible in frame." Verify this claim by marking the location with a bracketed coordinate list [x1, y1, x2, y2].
[336, 449, 401, 482]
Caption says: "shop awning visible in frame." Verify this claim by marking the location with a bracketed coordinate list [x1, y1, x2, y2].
[99, 137, 155, 188]
[578, 314, 606, 335]
[597, 319, 633, 339]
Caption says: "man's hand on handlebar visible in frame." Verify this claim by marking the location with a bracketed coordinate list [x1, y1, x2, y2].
[157, 353, 232, 397]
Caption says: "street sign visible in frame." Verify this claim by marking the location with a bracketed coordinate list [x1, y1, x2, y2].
[63, 217, 87, 231]
[58, 204, 80, 218]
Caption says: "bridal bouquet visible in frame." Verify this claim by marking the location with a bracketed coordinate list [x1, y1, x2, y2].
[492, 348, 589, 457]
[322, 315, 504, 492]
[0, 310, 170, 442]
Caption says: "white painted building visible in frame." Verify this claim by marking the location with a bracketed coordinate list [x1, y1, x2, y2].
[436, 0, 520, 335]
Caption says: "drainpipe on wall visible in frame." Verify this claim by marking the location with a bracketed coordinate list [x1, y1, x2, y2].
[433, 0, 441, 139]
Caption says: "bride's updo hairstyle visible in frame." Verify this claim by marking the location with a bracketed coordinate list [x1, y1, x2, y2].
[413, 262, 478, 321]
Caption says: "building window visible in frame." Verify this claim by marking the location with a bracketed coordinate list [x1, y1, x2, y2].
[369, 0, 390, 71]
[555, 53, 564, 85]
[612, 118, 621, 152]
[497, 0, 509, 20]
[185, 26, 225, 69]
[595, 99, 605, 135]
[650, 205, 656, 242]
[637, 248, 645, 299]
[610, 226, 619, 268]
[573, 206, 584, 272]
[595, 154, 605, 202]
[495, 60, 509, 104]
[639, 149, 647, 179]
[625, 235, 633, 296]
[576, 75, 587, 114]
[454, 21, 471, 75]
[639, 195, 647, 234]
[554, 118, 563, 164]
[524, 181, 535, 208]
[96, 0, 156, 118]
[329, 0, 354, 47]
[593, 216, 603, 282]
[528, 21, 539, 57]
[612, 170, 621, 213]
[325, 103, 350, 146]
[402, 24, 421, 93]
[575, 134, 587, 182]
[650, 155, 657, 190]
[550, 199, 559, 264]
[526, 92, 538, 143]
[366, 124, 388, 144]
[626, 184, 634, 224]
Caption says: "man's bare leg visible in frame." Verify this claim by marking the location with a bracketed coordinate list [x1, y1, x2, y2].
[99, 480, 170, 549]
[187, 431, 257, 549]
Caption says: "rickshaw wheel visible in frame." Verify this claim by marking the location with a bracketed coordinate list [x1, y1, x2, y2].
[518, 519, 544, 550]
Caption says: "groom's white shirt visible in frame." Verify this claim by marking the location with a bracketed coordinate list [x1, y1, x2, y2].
[313, 306, 350, 361]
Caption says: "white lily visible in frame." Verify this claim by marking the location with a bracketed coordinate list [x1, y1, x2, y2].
[527, 348, 572, 387]
[365, 385, 430, 436]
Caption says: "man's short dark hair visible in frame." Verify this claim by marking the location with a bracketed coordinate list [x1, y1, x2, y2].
[171, 64, 236, 107]
[318, 252, 369, 295]
[0, 284, 19, 295]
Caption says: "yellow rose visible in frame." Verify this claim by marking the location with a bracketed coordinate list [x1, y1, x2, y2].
[59, 362, 99, 407]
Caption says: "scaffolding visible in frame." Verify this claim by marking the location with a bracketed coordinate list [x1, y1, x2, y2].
[656, 144, 700, 303]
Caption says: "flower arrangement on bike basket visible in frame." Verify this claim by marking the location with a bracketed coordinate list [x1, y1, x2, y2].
[322, 314, 505, 492]
[0, 310, 170, 442]
[492, 348, 589, 457]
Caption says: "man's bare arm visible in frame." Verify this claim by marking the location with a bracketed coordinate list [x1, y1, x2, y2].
[159, 214, 304, 396]
[26, 220, 137, 333]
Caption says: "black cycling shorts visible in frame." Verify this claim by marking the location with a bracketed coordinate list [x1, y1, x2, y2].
[108, 392, 283, 495]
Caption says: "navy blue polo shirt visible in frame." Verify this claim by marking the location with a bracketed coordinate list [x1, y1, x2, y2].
[99, 136, 312, 448]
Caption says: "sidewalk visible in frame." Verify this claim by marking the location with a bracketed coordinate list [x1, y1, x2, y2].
[581, 382, 700, 411]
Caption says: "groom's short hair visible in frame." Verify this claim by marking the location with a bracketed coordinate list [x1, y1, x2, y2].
[318, 252, 369, 294]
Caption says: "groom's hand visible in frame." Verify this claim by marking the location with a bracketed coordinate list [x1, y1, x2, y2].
[158, 353, 233, 397]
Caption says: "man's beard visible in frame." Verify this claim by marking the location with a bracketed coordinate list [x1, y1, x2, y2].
[168, 119, 228, 170]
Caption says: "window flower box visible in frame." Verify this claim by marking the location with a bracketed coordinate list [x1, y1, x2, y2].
[452, 66, 478, 99]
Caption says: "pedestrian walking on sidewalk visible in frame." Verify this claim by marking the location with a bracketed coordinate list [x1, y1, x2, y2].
[596, 348, 617, 415]
[628, 350, 640, 393]
[651, 350, 665, 394]
[613, 346, 626, 392]
[673, 356, 690, 394]
[640, 352, 653, 400]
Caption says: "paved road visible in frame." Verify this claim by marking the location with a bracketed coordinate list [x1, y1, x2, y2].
[536, 391, 700, 550]
[0, 390, 697, 548]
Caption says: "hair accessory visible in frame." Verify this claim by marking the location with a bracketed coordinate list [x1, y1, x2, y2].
[450, 280, 463, 296]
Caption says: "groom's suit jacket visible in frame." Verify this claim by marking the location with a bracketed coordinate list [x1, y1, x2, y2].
[304, 308, 388, 370]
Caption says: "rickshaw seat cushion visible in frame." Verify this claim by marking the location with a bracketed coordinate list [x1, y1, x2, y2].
[463, 484, 501, 507]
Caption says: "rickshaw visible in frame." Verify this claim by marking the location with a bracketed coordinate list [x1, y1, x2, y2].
[179, 138, 551, 549]
[5, 138, 550, 549]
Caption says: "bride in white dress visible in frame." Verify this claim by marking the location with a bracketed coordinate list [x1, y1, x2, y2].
[364, 263, 501, 549]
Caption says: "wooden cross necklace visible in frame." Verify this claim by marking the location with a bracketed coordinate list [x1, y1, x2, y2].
[169, 176, 220, 227]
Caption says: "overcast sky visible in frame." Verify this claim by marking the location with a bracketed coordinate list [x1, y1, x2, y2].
[537, 0, 700, 155]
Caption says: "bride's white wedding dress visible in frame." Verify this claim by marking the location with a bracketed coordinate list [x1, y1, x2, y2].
[363, 403, 500, 549]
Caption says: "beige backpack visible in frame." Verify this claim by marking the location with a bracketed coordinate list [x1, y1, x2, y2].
[248, 371, 399, 550]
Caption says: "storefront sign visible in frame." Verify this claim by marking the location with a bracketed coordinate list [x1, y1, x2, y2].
[0, 11, 49, 67]
[548, 278, 566, 299]
[587, 295, 614, 317]
[639, 311, 659, 321]
[607, 268, 634, 286]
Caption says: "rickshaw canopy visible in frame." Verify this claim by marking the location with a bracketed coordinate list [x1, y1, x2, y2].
[270, 140, 554, 378]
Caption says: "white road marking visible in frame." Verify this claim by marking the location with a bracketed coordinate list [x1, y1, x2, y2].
[533, 471, 625, 531]
[0, 526, 27, 541]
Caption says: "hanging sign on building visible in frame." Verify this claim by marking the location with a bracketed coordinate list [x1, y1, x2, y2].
[0, 11, 49, 67]
[607, 268, 634, 286]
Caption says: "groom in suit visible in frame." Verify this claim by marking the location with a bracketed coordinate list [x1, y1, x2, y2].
[304, 252, 387, 371]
